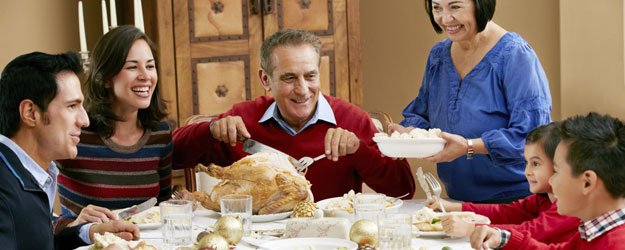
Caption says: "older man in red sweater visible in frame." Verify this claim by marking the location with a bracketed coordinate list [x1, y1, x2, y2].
[470, 112, 625, 249]
[173, 29, 415, 201]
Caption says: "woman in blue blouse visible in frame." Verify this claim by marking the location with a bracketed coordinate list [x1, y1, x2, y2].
[391, 0, 552, 203]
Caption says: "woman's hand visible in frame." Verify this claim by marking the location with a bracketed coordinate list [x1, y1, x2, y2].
[68, 205, 117, 227]
[425, 196, 462, 212]
[442, 214, 476, 237]
[425, 132, 468, 163]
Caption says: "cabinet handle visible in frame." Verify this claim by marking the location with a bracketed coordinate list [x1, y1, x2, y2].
[250, 0, 261, 15]
[262, 0, 273, 14]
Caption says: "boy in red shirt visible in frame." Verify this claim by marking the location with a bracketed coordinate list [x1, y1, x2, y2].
[471, 112, 625, 249]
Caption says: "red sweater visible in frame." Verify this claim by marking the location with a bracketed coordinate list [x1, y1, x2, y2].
[463, 194, 580, 244]
[503, 224, 625, 249]
[172, 95, 416, 201]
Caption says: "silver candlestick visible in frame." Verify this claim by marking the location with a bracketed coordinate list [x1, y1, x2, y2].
[79, 50, 90, 72]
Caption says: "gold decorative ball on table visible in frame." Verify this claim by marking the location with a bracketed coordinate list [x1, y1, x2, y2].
[196, 233, 230, 250]
[291, 200, 318, 218]
[350, 219, 379, 247]
[213, 215, 244, 245]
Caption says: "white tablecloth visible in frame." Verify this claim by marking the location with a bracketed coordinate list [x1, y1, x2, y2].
[137, 199, 472, 249]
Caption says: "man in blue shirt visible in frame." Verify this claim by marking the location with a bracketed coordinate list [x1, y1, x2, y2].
[0, 52, 139, 250]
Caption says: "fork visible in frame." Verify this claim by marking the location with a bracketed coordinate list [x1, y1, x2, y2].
[424, 172, 446, 213]
[294, 154, 326, 173]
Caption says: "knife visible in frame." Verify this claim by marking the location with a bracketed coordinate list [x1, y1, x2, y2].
[242, 138, 305, 170]
[416, 167, 432, 201]
[117, 197, 157, 220]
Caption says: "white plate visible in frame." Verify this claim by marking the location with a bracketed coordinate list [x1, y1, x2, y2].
[259, 237, 357, 250]
[114, 206, 161, 229]
[415, 231, 447, 237]
[218, 210, 293, 223]
[74, 240, 153, 250]
[316, 196, 403, 218]
[136, 222, 161, 230]
[252, 210, 293, 222]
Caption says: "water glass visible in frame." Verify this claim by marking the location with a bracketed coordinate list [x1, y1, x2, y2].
[354, 193, 386, 222]
[160, 200, 193, 247]
[378, 213, 412, 250]
[220, 194, 253, 236]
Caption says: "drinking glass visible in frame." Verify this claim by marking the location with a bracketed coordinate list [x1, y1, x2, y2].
[220, 194, 253, 236]
[378, 213, 412, 250]
[160, 200, 193, 247]
[354, 193, 386, 223]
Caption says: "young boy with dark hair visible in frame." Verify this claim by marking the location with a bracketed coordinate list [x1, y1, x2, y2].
[470, 112, 625, 249]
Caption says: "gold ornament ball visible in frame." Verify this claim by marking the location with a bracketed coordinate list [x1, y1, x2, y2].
[197, 233, 229, 250]
[214, 215, 244, 245]
[350, 219, 379, 246]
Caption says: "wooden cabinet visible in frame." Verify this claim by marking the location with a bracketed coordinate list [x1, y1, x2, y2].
[151, 0, 362, 124]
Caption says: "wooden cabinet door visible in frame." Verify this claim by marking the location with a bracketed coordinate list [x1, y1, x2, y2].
[172, 0, 361, 124]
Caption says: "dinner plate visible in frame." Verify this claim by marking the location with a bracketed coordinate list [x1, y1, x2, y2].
[252, 210, 293, 222]
[259, 237, 358, 250]
[415, 231, 447, 237]
[217, 210, 293, 223]
[114, 206, 161, 229]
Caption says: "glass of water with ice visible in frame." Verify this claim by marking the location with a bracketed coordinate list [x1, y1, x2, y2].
[220, 194, 253, 236]
[160, 200, 193, 247]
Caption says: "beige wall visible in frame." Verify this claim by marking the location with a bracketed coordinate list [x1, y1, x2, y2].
[0, 0, 106, 70]
[560, 0, 625, 120]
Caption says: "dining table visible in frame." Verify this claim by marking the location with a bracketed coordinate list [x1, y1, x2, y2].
[133, 199, 473, 250]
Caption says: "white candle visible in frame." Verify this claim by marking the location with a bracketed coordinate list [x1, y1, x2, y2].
[134, 0, 144, 32]
[78, 0, 87, 52]
[109, 0, 117, 28]
[101, 0, 109, 34]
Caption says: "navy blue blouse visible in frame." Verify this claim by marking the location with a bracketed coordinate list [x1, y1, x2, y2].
[401, 32, 552, 202]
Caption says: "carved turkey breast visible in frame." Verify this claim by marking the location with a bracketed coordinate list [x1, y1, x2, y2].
[193, 152, 312, 215]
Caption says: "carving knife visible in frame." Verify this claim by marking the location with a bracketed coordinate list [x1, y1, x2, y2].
[242, 138, 305, 170]
[117, 197, 157, 220]
[416, 167, 432, 201]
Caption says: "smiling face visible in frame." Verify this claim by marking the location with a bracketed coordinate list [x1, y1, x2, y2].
[35, 71, 90, 161]
[431, 0, 477, 42]
[260, 44, 321, 131]
[109, 39, 157, 115]
[524, 143, 554, 194]
[550, 142, 585, 217]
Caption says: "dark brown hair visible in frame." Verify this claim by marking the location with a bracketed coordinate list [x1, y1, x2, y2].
[84, 25, 167, 138]
[425, 0, 496, 34]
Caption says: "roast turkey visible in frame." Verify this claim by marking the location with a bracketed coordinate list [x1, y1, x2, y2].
[193, 152, 312, 215]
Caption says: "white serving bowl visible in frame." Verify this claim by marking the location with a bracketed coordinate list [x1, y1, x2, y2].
[373, 136, 446, 158]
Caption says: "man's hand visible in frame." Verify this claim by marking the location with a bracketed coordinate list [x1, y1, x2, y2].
[209, 116, 251, 146]
[470, 226, 502, 250]
[68, 205, 117, 227]
[441, 214, 476, 237]
[425, 132, 467, 163]
[89, 220, 140, 243]
[324, 128, 360, 161]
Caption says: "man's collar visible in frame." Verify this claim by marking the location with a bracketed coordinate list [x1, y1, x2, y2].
[0, 134, 57, 189]
[259, 94, 336, 125]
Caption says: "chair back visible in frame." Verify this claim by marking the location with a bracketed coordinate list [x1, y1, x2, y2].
[182, 114, 216, 191]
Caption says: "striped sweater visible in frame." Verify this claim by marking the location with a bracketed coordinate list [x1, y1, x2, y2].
[56, 121, 173, 217]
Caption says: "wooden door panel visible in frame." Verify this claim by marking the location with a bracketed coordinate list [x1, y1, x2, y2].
[195, 59, 249, 115]
[192, 0, 244, 37]
[280, 0, 330, 31]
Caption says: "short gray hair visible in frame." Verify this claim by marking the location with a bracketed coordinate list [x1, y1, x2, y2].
[260, 29, 322, 76]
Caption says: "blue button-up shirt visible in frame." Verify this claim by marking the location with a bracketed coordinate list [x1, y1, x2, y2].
[259, 94, 336, 134]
